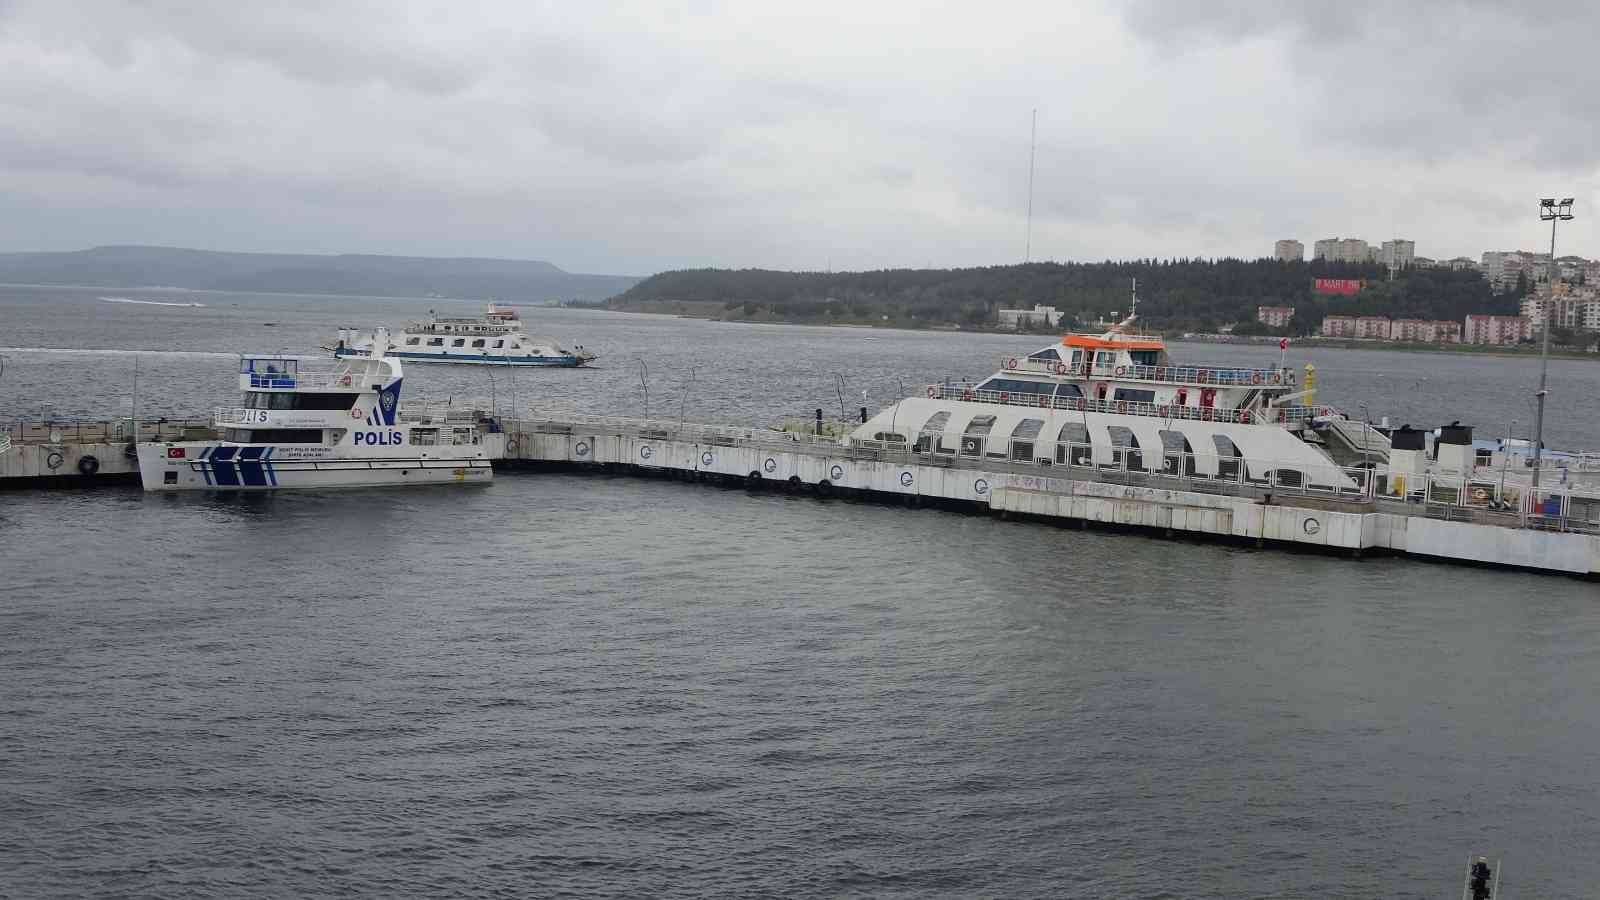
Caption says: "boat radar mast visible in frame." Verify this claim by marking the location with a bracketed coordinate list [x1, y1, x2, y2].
[1114, 278, 1139, 333]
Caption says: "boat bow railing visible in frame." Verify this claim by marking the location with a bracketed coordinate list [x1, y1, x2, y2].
[927, 384, 1323, 425]
[1005, 356, 1295, 387]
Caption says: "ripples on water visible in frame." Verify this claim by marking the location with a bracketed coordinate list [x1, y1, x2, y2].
[3, 286, 1600, 897]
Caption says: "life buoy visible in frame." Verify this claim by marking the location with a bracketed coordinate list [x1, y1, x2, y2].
[1271, 373, 1282, 385]
[999, 392, 1010, 404]
[1115, 401, 1127, 414]
[339, 373, 353, 387]
[1114, 365, 1127, 376]
[77, 455, 100, 476]
[1157, 405, 1169, 417]
[351, 407, 363, 419]
[1240, 410, 1251, 424]
[1004, 357, 1019, 370]
[1250, 373, 1262, 385]
[1202, 408, 1213, 422]
[1320, 407, 1332, 417]
[926, 385, 937, 398]
[1197, 370, 1211, 384]
[961, 388, 973, 401]
[1053, 363, 1068, 376]
[1037, 393, 1050, 407]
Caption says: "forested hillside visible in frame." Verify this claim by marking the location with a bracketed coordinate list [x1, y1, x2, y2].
[608, 259, 1516, 334]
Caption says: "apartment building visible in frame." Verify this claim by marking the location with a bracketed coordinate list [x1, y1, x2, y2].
[1273, 239, 1304, 262]
[1256, 305, 1296, 329]
[1464, 315, 1531, 345]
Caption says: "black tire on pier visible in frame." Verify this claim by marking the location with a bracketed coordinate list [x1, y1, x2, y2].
[77, 455, 100, 476]
[816, 479, 833, 498]
[787, 475, 801, 492]
[746, 471, 762, 489]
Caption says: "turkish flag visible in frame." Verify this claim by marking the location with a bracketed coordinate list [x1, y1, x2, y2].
[167, 447, 187, 458]
[1279, 338, 1290, 350]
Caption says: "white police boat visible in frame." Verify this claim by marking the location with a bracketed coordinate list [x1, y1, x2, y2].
[137, 329, 498, 491]
[333, 304, 596, 367]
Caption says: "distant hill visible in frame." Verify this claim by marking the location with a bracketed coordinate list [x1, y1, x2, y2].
[610, 259, 1515, 333]
[0, 245, 640, 302]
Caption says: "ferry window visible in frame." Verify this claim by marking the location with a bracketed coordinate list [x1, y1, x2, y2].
[1095, 351, 1115, 368]
[427, 337, 444, 346]
[1213, 434, 1242, 479]
[405, 337, 420, 346]
[234, 428, 323, 444]
[1056, 421, 1091, 466]
[977, 377, 1053, 397]
[1069, 350, 1083, 367]
[1112, 388, 1156, 404]
[871, 432, 907, 444]
[1159, 430, 1196, 475]
[1027, 348, 1062, 361]
[1130, 350, 1160, 366]
[960, 414, 996, 457]
[1011, 418, 1044, 461]
[451, 338, 466, 347]
[492, 340, 504, 349]
[1053, 383, 1084, 400]
[1106, 426, 1142, 470]
[918, 411, 953, 455]
[471, 339, 486, 348]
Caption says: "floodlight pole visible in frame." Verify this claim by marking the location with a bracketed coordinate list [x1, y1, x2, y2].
[1532, 198, 1574, 491]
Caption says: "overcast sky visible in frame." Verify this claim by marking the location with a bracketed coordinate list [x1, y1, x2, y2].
[1, 1, 1594, 274]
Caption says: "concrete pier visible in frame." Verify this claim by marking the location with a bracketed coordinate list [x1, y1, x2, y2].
[7, 413, 1598, 576]
[498, 414, 1600, 577]
[2, 419, 212, 487]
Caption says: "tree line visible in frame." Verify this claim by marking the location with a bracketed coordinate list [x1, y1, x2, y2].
[607, 258, 1520, 334]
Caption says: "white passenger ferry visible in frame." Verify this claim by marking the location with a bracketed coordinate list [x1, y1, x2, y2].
[851, 312, 1360, 489]
[137, 329, 497, 491]
[334, 304, 596, 367]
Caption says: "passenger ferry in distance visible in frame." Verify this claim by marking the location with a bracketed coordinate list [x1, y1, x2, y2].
[137, 328, 498, 491]
[851, 294, 1363, 489]
[333, 304, 596, 367]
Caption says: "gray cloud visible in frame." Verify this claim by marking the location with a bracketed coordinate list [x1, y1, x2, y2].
[0, 0, 1593, 272]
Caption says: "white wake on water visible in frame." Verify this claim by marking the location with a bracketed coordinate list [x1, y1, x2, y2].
[0, 347, 238, 358]
[99, 296, 206, 308]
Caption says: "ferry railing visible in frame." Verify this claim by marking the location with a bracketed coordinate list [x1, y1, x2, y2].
[1006, 356, 1296, 387]
[243, 368, 387, 391]
[925, 385, 1322, 425]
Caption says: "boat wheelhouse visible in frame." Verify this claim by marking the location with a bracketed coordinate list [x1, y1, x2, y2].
[138, 329, 497, 491]
[334, 304, 596, 367]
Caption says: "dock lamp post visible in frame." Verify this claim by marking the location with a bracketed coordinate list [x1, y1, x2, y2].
[1532, 197, 1574, 491]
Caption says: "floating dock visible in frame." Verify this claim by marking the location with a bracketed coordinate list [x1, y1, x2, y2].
[6, 414, 1598, 577]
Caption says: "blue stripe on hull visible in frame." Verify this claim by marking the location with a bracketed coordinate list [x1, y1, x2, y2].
[210, 445, 240, 486]
[335, 349, 586, 366]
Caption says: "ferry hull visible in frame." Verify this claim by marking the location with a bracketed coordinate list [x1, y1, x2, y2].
[137, 444, 493, 492]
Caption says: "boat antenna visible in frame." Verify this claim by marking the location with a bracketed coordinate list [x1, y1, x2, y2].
[1025, 108, 1037, 263]
[635, 357, 649, 418]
